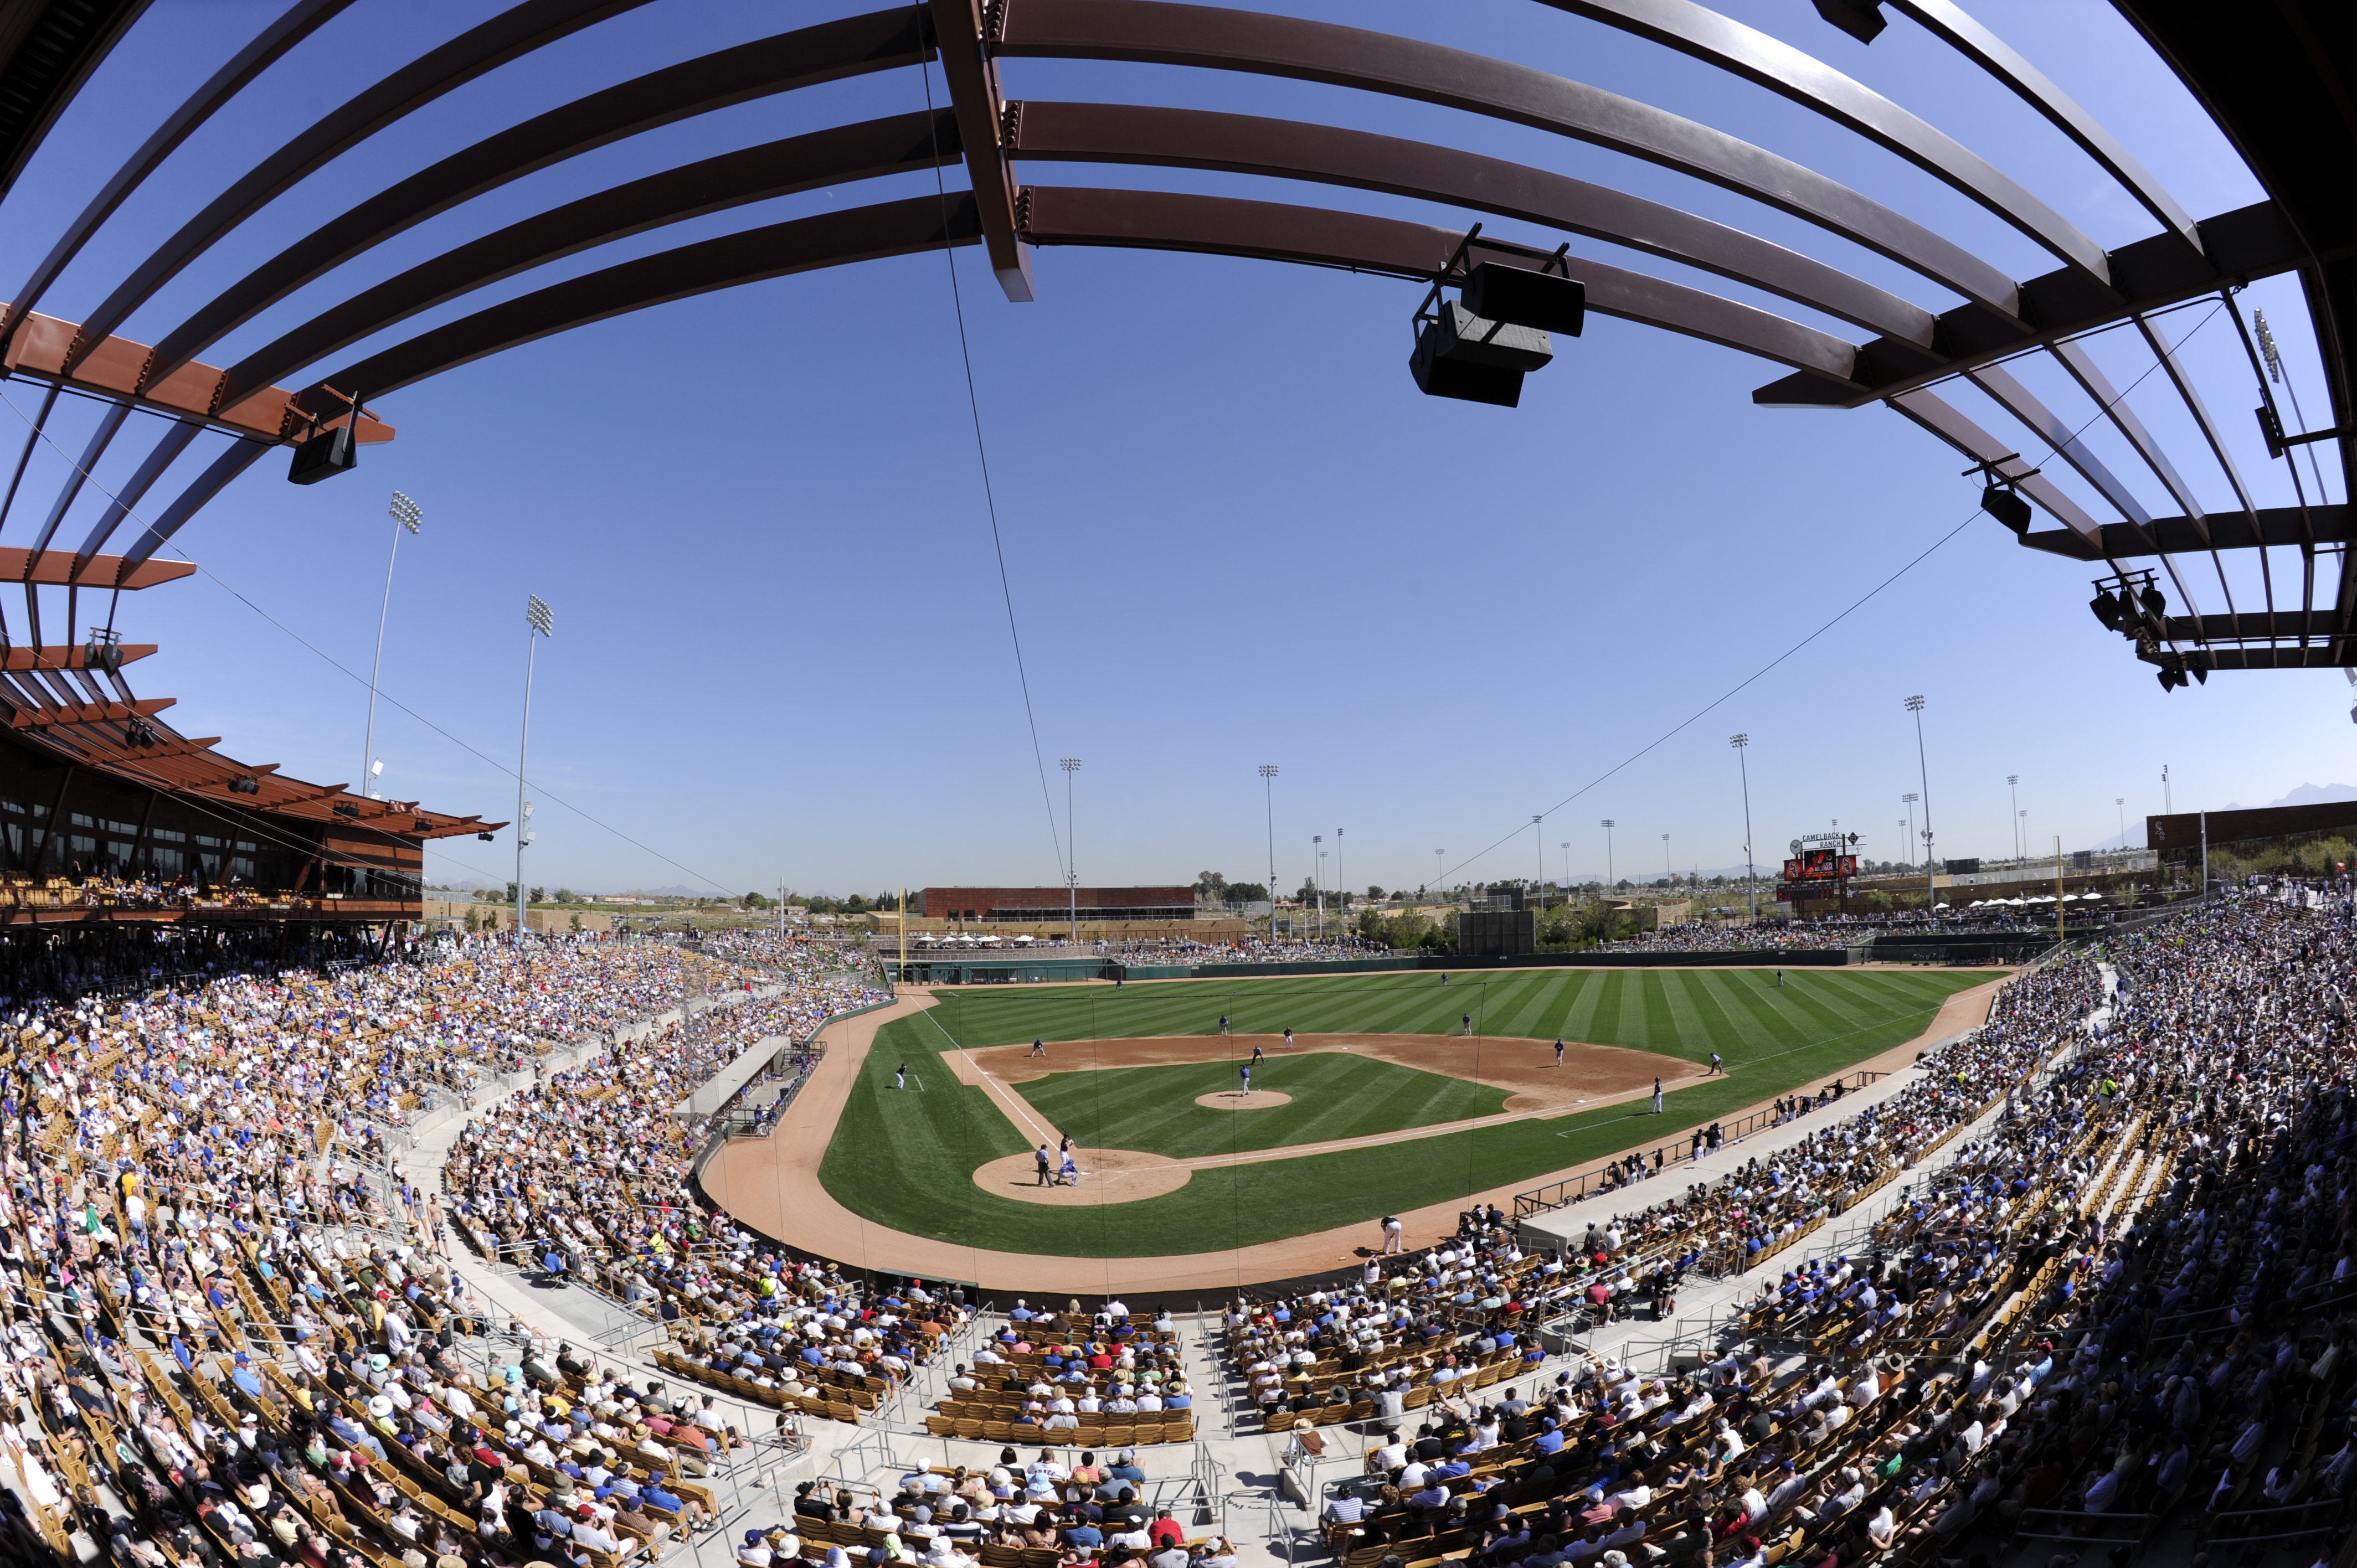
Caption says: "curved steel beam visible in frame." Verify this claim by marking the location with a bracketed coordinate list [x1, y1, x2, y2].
[1886, 0, 2198, 250]
[1535, 0, 2108, 281]
[1008, 99, 1937, 348]
[994, 0, 2023, 318]
[73, 420, 201, 571]
[1017, 185, 1861, 382]
[290, 194, 984, 417]
[65, 0, 660, 374]
[27, 402, 131, 556]
[277, 183, 1851, 441]
[2, 0, 358, 355]
[219, 110, 958, 412]
[119, 441, 269, 574]
[146, 7, 932, 390]
[0, 0, 155, 199]
[1886, 388, 2102, 538]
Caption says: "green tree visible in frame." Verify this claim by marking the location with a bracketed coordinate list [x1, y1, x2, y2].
[741, 891, 771, 909]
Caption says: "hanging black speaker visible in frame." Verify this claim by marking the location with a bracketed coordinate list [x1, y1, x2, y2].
[1410, 324, 1524, 406]
[288, 418, 358, 485]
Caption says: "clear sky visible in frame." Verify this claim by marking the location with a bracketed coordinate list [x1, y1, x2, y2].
[0, 0, 2343, 898]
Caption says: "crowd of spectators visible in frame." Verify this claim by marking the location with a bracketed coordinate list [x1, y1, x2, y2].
[1591, 907, 2092, 956]
[0, 928, 891, 1568]
[440, 948, 886, 1306]
[1323, 894, 2357, 1565]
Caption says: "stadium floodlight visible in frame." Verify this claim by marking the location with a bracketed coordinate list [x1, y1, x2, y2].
[1259, 765, 1279, 927]
[1060, 758, 1081, 943]
[1730, 735, 1756, 925]
[1601, 820, 1615, 886]
[363, 492, 424, 801]
[1906, 695, 1934, 909]
[2088, 587, 2123, 629]
[516, 595, 553, 941]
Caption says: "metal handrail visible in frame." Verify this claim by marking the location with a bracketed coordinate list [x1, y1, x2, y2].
[1512, 1069, 1890, 1218]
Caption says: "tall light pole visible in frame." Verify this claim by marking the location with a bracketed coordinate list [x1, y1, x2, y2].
[1532, 815, 1543, 904]
[1662, 832, 1671, 886]
[1601, 820, 1615, 888]
[516, 594, 553, 942]
[1560, 841, 1570, 899]
[1434, 849, 1445, 900]
[2162, 764, 2171, 816]
[363, 492, 422, 799]
[2019, 808, 2028, 860]
[1731, 735, 1756, 925]
[1902, 793, 1918, 871]
[1335, 827, 1344, 926]
[1259, 765, 1279, 931]
[1906, 695, 1934, 912]
[2116, 797, 2126, 845]
[2006, 775, 2020, 860]
[1059, 758, 1080, 944]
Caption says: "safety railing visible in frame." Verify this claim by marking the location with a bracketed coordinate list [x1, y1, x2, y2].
[1511, 1069, 1889, 1218]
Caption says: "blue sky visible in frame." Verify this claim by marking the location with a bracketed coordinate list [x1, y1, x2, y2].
[0, 0, 2343, 897]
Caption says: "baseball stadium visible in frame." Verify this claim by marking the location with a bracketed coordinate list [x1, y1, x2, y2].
[0, 3, 2335, 1568]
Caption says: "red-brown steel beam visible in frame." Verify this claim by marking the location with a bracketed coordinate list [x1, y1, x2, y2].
[1, 307, 396, 446]
[0, 644, 156, 672]
[0, 547, 193, 590]
[11, 697, 174, 728]
[928, 0, 1033, 302]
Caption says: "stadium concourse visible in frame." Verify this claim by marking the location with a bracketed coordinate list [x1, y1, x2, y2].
[0, 907, 2340, 1568]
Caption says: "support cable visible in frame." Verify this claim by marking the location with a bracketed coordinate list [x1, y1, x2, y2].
[1436, 305, 2225, 887]
[915, 27, 1067, 884]
[0, 387, 735, 899]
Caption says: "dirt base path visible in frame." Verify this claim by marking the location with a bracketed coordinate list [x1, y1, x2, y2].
[699, 974, 2011, 1296]
[951, 1033, 1682, 1113]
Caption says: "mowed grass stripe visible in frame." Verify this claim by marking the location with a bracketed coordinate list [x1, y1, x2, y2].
[816, 967, 1992, 1257]
[1013, 1053, 1507, 1158]
[818, 967, 1987, 1256]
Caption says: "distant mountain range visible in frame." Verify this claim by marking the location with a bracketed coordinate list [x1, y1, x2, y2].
[2219, 782, 2357, 811]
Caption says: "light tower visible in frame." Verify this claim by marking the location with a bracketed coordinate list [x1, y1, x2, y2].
[1059, 758, 1080, 943]
[515, 594, 553, 941]
[362, 491, 422, 798]
[1731, 734, 1756, 925]
[1258, 765, 1278, 934]
[1906, 695, 1934, 912]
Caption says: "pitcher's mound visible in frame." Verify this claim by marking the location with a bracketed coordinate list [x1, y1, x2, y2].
[974, 1149, 1191, 1205]
[1194, 1090, 1291, 1110]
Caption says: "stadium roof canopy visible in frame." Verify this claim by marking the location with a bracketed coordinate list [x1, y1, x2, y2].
[0, 0, 2346, 688]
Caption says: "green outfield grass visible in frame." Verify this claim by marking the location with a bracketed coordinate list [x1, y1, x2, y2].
[1015, 1053, 1510, 1158]
[814, 966, 1992, 1259]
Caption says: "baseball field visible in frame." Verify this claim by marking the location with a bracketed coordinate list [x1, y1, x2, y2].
[799, 964, 1991, 1259]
